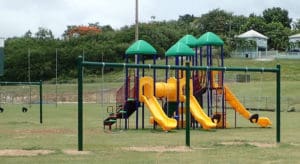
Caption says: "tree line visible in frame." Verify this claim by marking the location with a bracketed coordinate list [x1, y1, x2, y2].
[1, 7, 300, 82]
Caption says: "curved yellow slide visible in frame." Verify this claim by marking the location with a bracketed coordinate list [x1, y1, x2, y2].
[224, 85, 272, 127]
[190, 95, 216, 130]
[140, 95, 177, 131]
[139, 77, 177, 131]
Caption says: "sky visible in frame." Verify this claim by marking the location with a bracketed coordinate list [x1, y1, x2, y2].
[0, 0, 299, 38]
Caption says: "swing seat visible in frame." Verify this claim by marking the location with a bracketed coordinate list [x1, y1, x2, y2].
[211, 113, 221, 123]
[249, 114, 259, 123]
[22, 107, 28, 113]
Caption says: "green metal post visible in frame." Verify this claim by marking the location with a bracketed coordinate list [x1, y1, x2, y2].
[185, 62, 190, 147]
[276, 64, 281, 143]
[78, 56, 83, 151]
[39, 80, 43, 124]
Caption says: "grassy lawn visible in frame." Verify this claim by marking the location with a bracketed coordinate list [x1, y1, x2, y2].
[0, 58, 299, 163]
[0, 104, 299, 163]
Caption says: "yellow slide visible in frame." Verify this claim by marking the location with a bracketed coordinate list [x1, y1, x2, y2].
[140, 95, 177, 131]
[190, 95, 217, 130]
[224, 85, 272, 127]
[139, 77, 177, 131]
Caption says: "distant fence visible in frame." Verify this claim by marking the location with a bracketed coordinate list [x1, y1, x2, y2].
[0, 88, 295, 112]
[231, 50, 300, 59]
[233, 96, 295, 112]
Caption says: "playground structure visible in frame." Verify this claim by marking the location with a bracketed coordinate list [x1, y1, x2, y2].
[77, 56, 281, 151]
[102, 32, 272, 131]
[77, 32, 281, 151]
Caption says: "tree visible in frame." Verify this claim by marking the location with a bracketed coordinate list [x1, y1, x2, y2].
[241, 16, 267, 34]
[88, 22, 101, 28]
[35, 27, 54, 39]
[24, 30, 32, 38]
[178, 14, 195, 23]
[230, 15, 248, 34]
[263, 7, 292, 28]
[192, 9, 233, 35]
[265, 22, 290, 50]
[62, 23, 102, 38]
[100, 25, 114, 32]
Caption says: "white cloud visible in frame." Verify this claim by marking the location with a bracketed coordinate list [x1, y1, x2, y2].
[0, 0, 299, 38]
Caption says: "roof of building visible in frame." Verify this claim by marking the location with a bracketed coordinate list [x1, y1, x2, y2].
[289, 33, 300, 39]
[236, 29, 268, 40]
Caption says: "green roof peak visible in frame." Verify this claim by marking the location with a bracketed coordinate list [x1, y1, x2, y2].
[198, 32, 224, 46]
[125, 40, 157, 55]
[178, 34, 198, 48]
[165, 42, 195, 57]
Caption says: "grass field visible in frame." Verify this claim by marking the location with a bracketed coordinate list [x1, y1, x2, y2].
[0, 58, 300, 163]
[0, 104, 299, 163]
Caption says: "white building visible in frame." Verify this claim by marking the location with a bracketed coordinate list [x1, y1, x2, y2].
[235, 30, 268, 58]
[289, 33, 300, 53]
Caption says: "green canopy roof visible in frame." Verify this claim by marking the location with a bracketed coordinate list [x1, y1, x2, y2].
[125, 40, 157, 55]
[178, 34, 198, 47]
[165, 42, 195, 56]
[198, 32, 224, 46]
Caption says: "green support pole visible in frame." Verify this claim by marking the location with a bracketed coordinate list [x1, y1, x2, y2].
[39, 80, 43, 124]
[78, 56, 83, 151]
[185, 62, 190, 147]
[276, 64, 281, 143]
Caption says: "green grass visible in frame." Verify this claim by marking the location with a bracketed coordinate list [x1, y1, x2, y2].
[0, 104, 299, 163]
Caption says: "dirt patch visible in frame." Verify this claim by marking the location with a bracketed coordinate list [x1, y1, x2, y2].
[0, 149, 54, 156]
[249, 142, 277, 148]
[63, 149, 91, 155]
[122, 146, 192, 152]
[15, 128, 75, 134]
[290, 143, 300, 146]
[220, 141, 276, 148]
[220, 141, 244, 145]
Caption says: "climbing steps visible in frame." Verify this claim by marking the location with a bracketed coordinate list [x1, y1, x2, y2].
[103, 99, 138, 130]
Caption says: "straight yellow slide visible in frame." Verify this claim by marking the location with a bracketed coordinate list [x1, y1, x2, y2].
[140, 95, 177, 131]
[190, 95, 216, 130]
[224, 85, 271, 127]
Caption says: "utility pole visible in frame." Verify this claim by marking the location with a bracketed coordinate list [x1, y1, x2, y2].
[28, 48, 31, 108]
[135, 0, 139, 41]
[55, 48, 58, 108]
[135, 0, 139, 64]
